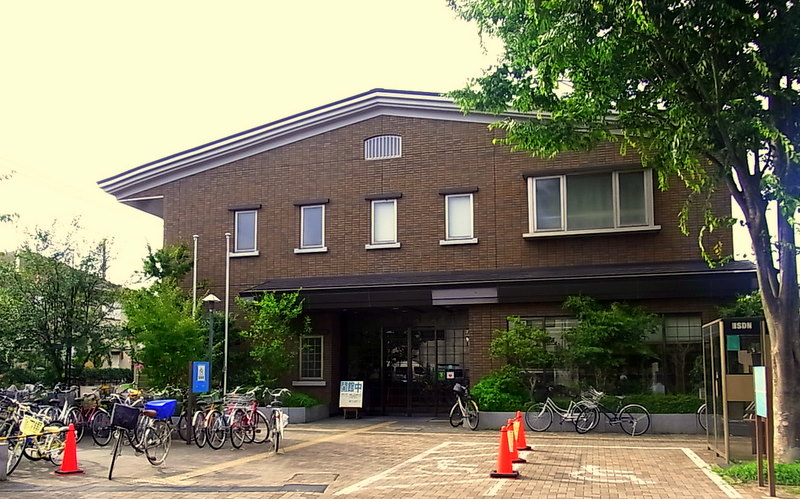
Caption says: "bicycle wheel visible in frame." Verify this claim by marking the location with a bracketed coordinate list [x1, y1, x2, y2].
[271, 410, 281, 453]
[229, 409, 246, 449]
[448, 403, 463, 427]
[466, 400, 480, 431]
[5, 426, 25, 476]
[66, 407, 84, 443]
[206, 410, 227, 450]
[91, 408, 113, 446]
[47, 423, 68, 466]
[144, 420, 171, 465]
[618, 404, 651, 436]
[525, 402, 553, 432]
[129, 414, 148, 452]
[251, 410, 271, 444]
[176, 412, 193, 443]
[697, 403, 707, 431]
[192, 410, 207, 448]
[574, 405, 600, 434]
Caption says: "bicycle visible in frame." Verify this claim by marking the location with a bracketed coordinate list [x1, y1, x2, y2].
[0, 395, 66, 475]
[448, 383, 479, 431]
[524, 387, 601, 432]
[203, 387, 247, 450]
[191, 390, 222, 448]
[264, 387, 291, 452]
[235, 386, 271, 445]
[575, 394, 651, 436]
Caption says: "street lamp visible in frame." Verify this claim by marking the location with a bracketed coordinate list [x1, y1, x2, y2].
[202, 293, 221, 369]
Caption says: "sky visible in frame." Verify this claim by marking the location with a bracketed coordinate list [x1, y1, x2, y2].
[0, 1, 507, 286]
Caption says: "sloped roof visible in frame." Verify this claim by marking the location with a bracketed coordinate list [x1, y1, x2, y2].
[97, 89, 523, 203]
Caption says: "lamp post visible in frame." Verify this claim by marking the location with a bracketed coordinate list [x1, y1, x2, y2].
[223, 232, 231, 395]
[202, 293, 220, 369]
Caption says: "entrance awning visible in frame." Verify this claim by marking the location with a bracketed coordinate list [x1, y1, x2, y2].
[240, 260, 757, 310]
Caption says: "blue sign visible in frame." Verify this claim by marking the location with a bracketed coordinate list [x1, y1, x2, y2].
[753, 366, 767, 418]
[192, 361, 210, 393]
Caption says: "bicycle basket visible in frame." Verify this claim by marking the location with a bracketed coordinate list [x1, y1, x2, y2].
[110, 403, 140, 430]
[20, 415, 45, 436]
[56, 390, 77, 407]
[144, 399, 177, 420]
[452, 383, 466, 396]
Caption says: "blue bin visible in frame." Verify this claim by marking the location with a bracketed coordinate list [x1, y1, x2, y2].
[145, 399, 177, 419]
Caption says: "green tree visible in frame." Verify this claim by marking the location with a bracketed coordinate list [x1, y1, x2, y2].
[449, 0, 800, 460]
[490, 316, 559, 369]
[0, 224, 122, 382]
[237, 291, 311, 385]
[719, 291, 765, 318]
[122, 278, 204, 386]
[562, 296, 658, 390]
[141, 243, 192, 282]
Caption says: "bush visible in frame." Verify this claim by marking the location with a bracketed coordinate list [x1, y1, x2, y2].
[617, 393, 703, 414]
[472, 366, 529, 412]
[282, 391, 322, 408]
[76, 368, 133, 385]
[714, 461, 800, 485]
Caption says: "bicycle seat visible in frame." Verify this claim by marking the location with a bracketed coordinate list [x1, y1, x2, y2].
[141, 409, 157, 418]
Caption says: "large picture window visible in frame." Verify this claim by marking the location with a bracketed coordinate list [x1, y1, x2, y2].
[528, 169, 655, 235]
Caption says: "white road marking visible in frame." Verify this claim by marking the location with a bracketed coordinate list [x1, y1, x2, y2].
[569, 465, 654, 484]
[682, 448, 743, 499]
[484, 479, 506, 496]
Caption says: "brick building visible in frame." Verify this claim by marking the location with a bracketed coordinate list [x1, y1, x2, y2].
[99, 89, 756, 415]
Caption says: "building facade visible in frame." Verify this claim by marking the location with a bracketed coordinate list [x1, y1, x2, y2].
[99, 89, 757, 415]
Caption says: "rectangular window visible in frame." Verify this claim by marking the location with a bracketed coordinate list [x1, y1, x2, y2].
[444, 193, 474, 241]
[370, 199, 398, 246]
[528, 169, 654, 234]
[300, 204, 325, 250]
[234, 210, 257, 253]
[300, 336, 323, 379]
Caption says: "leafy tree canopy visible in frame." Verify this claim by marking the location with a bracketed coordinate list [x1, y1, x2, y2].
[141, 243, 192, 282]
[490, 316, 558, 369]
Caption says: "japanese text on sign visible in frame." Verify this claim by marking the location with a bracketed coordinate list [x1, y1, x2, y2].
[339, 380, 364, 408]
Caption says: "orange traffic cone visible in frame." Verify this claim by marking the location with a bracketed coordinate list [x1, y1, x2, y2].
[489, 425, 519, 479]
[507, 418, 527, 464]
[515, 411, 532, 451]
[55, 424, 84, 475]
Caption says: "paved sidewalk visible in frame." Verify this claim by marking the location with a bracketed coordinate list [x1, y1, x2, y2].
[0, 417, 791, 498]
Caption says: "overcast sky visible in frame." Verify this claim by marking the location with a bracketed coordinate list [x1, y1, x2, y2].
[0, 1, 754, 287]
[0, 1, 507, 285]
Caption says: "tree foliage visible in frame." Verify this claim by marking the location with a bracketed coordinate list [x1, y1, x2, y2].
[0, 224, 122, 382]
[449, 0, 800, 460]
[122, 278, 204, 386]
[237, 291, 311, 386]
[489, 316, 558, 368]
[141, 243, 192, 282]
[719, 291, 765, 318]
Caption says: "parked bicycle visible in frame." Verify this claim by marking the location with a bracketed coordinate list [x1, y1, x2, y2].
[524, 386, 602, 432]
[575, 393, 651, 436]
[264, 387, 291, 452]
[448, 383, 479, 431]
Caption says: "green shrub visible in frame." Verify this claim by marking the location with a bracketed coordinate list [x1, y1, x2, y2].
[76, 368, 134, 385]
[472, 366, 529, 412]
[617, 393, 703, 414]
[713, 461, 800, 485]
[282, 391, 322, 408]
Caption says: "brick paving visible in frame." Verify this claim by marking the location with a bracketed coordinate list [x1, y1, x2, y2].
[0, 417, 792, 498]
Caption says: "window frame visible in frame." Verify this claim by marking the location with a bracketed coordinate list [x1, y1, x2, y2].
[299, 335, 324, 380]
[366, 199, 400, 249]
[526, 168, 659, 237]
[295, 204, 327, 254]
[233, 209, 259, 256]
[364, 134, 402, 160]
[441, 193, 477, 245]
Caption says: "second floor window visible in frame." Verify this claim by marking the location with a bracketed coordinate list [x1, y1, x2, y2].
[445, 193, 474, 241]
[234, 210, 257, 253]
[371, 199, 397, 246]
[300, 204, 325, 250]
[528, 169, 653, 234]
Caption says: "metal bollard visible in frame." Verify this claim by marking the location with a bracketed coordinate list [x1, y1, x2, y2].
[0, 440, 8, 481]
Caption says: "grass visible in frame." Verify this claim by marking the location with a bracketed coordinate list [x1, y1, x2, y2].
[713, 461, 800, 486]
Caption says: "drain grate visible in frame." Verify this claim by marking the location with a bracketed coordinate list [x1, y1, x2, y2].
[289, 472, 339, 484]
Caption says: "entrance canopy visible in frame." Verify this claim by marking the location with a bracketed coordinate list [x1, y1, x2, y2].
[241, 260, 757, 309]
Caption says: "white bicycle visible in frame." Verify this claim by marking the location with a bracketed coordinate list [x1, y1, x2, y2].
[263, 387, 291, 453]
[448, 383, 479, 431]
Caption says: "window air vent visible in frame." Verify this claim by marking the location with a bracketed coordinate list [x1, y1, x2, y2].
[365, 135, 402, 160]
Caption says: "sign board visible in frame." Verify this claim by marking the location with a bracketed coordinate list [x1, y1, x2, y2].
[753, 366, 767, 418]
[339, 380, 364, 408]
[723, 318, 763, 335]
[192, 361, 210, 393]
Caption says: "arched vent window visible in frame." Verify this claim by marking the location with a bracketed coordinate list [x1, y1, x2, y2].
[364, 135, 402, 160]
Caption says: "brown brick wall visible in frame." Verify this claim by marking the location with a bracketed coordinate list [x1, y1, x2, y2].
[134, 115, 732, 301]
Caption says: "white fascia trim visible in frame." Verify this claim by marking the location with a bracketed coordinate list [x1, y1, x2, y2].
[523, 225, 661, 238]
[98, 91, 534, 199]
